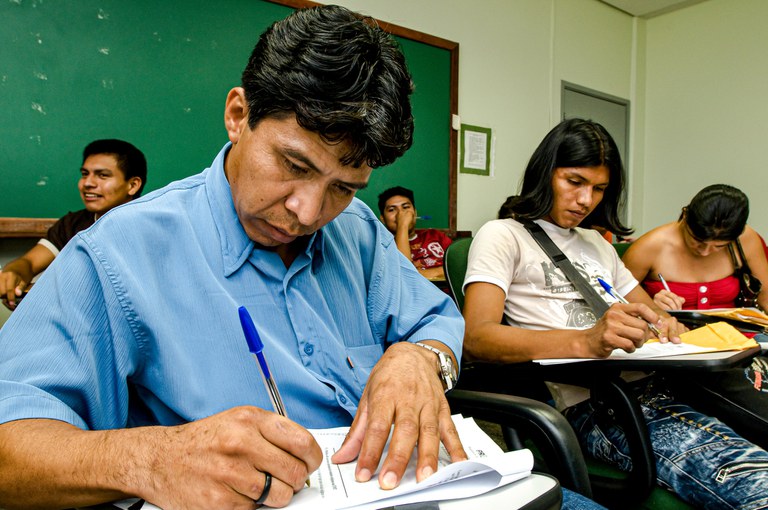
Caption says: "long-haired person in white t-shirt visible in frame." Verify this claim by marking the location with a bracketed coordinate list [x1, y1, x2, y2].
[461, 117, 768, 509]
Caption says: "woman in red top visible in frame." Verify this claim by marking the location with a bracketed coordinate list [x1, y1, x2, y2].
[623, 183, 768, 450]
[623, 184, 768, 311]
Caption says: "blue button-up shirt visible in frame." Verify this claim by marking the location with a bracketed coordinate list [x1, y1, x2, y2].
[0, 144, 463, 430]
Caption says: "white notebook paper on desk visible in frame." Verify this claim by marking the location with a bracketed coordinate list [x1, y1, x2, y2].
[113, 415, 533, 510]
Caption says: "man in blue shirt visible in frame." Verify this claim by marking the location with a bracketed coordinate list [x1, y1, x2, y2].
[0, 6, 464, 509]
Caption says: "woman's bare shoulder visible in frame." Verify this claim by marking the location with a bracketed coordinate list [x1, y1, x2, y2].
[630, 222, 677, 250]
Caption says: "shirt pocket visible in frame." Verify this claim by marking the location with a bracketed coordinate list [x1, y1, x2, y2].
[345, 343, 385, 386]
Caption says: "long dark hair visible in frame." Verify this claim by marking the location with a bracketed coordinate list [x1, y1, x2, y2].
[680, 184, 748, 241]
[501, 118, 632, 236]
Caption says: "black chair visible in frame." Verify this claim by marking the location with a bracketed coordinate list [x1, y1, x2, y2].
[447, 388, 591, 500]
[443, 238, 693, 510]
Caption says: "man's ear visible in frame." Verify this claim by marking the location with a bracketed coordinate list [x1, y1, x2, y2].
[127, 177, 142, 197]
[224, 87, 249, 144]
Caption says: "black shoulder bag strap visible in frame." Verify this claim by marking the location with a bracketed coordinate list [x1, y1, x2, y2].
[727, 241, 742, 270]
[520, 218, 610, 318]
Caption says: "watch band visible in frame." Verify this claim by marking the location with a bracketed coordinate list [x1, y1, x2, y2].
[414, 342, 458, 392]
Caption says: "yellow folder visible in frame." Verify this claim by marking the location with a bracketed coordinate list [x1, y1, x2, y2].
[648, 322, 758, 352]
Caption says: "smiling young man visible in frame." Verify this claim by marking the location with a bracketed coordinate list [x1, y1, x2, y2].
[0, 139, 145, 310]
[0, 6, 464, 510]
[461, 118, 768, 509]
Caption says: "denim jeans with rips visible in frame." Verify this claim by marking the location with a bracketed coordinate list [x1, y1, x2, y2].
[564, 378, 768, 509]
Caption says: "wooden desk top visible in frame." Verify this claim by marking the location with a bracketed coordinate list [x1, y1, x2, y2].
[0, 217, 57, 238]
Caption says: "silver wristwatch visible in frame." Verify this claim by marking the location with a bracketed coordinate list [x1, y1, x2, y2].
[415, 342, 458, 392]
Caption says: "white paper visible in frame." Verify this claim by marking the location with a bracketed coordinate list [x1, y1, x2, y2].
[113, 415, 532, 510]
[534, 341, 715, 365]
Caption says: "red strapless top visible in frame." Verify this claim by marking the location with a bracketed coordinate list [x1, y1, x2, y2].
[642, 276, 739, 310]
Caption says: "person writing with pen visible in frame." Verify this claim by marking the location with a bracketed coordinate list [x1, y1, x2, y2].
[622, 184, 768, 452]
[0, 6, 465, 509]
[460, 118, 768, 508]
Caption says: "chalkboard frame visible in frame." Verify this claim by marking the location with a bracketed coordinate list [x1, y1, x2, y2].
[0, 0, 458, 236]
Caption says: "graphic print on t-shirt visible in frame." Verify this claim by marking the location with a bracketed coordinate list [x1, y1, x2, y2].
[539, 259, 602, 329]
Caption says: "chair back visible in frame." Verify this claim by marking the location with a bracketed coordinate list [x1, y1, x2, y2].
[613, 242, 632, 258]
[444, 237, 472, 311]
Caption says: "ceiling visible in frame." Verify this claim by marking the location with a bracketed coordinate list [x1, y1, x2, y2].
[599, 0, 709, 18]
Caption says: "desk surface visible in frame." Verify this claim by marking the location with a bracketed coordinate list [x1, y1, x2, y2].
[439, 472, 560, 509]
[572, 345, 761, 371]
[84, 473, 561, 510]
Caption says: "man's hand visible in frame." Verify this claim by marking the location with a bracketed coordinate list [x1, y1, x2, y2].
[1, 246, 55, 310]
[331, 342, 467, 490]
[141, 407, 322, 509]
[0, 407, 322, 510]
[395, 207, 415, 235]
[0, 268, 29, 311]
[584, 302, 683, 357]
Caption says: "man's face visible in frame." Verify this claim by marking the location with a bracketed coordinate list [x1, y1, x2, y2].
[380, 195, 416, 235]
[544, 165, 609, 229]
[78, 153, 140, 217]
[225, 108, 371, 248]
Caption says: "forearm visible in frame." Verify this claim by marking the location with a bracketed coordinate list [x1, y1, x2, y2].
[394, 230, 412, 260]
[464, 322, 590, 363]
[0, 259, 33, 286]
[0, 419, 154, 509]
[418, 266, 445, 280]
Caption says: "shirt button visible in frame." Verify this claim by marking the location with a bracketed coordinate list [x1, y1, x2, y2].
[339, 394, 347, 404]
[699, 285, 708, 293]
[304, 343, 314, 356]
[701, 297, 709, 304]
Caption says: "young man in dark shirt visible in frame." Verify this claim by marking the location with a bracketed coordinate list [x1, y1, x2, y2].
[0, 139, 146, 309]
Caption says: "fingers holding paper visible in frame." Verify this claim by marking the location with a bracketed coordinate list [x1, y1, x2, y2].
[331, 341, 467, 490]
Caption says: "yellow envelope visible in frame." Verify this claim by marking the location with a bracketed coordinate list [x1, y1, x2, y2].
[648, 322, 758, 352]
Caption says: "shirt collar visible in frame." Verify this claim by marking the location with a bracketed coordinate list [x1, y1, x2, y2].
[205, 143, 325, 277]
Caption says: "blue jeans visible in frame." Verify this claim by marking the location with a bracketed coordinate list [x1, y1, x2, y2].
[565, 378, 768, 509]
[562, 487, 607, 510]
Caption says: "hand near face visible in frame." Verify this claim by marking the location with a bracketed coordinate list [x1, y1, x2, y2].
[395, 207, 415, 234]
[331, 342, 467, 489]
[139, 407, 322, 509]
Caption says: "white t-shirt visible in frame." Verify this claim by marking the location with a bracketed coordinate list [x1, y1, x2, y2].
[464, 218, 642, 409]
[465, 218, 638, 330]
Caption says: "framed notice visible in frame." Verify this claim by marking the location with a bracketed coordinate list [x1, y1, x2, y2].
[460, 124, 492, 176]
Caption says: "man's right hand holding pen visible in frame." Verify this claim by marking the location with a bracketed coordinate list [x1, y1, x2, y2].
[575, 279, 686, 358]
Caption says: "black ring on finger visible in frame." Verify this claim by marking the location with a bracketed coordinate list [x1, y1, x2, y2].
[254, 472, 272, 505]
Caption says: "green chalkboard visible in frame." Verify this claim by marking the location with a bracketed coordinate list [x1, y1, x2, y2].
[0, 0, 456, 230]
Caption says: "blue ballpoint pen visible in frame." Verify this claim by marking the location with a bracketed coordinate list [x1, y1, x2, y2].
[596, 277, 663, 337]
[238, 306, 311, 488]
[238, 306, 288, 417]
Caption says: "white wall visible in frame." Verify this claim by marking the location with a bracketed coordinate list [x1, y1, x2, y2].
[643, 0, 768, 236]
[320, 0, 641, 234]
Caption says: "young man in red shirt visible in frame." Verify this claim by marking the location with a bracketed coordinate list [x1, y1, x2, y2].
[378, 186, 452, 280]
